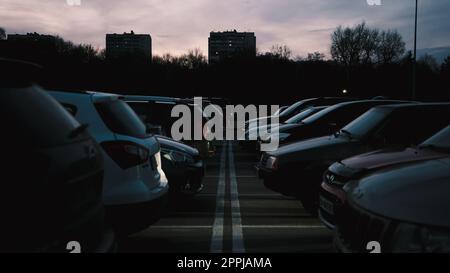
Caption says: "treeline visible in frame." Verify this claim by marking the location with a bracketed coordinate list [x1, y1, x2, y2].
[0, 24, 449, 105]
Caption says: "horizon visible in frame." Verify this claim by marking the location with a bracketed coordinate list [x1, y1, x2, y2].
[1, 0, 450, 58]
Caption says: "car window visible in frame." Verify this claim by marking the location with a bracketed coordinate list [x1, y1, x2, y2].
[0, 86, 84, 148]
[341, 108, 390, 139]
[285, 108, 317, 124]
[376, 108, 450, 146]
[278, 100, 306, 118]
[421, 125, 450, 150]
[95, 99, 148, 138]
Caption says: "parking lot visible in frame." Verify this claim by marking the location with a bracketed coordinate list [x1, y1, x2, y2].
[119, 141, 333, 253]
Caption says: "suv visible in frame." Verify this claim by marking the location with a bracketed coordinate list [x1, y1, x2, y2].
[257, 103, 450, 214]
[245, 97, 356, 132]
[335, 135, 450, 252]
[49, 91, 169, 235]
[260, 100, 412, 145]
[0, 59, 115, 252]
[320, 125, 450, 229]
[245, 106, 327, 144]
[125, 95, 215, 158]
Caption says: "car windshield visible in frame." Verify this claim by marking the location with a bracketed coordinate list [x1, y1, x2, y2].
[301, 104, 340, 124]
[95, 99, 148, 138]
[0, 86, 84, 148]
[278, 100, 307, 118]
[285, 107, 319, 124]
[420, 125, 450, 151]
[340, 108, 390, 139]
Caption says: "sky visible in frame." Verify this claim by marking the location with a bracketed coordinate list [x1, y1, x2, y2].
[1, 0, 449, 57]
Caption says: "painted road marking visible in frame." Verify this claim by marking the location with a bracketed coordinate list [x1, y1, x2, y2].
[210, 142, 227, 253]
[229, 142, 246, 253]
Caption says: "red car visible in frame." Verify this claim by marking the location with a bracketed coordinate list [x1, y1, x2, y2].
[319, 125, 450, 229]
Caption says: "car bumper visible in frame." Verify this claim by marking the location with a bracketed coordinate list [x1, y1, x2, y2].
[106, 192, 169, 236]
[319, 181, 347, 230]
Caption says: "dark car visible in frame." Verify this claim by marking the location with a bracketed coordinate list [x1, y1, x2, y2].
[334, 133, 450, 252]
[257, 103, 450, 214]
[243, 106, 328, 151]
[125, 95, 215, 158]
[157, 135, 205, 195]
[260, 100, 413, 145]
[245, 97, 356, 132]
[0, 59, 115, 252]
[319, 125, 450, 229]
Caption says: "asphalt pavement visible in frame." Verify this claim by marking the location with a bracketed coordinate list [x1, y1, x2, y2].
[119, 141, 333, 253]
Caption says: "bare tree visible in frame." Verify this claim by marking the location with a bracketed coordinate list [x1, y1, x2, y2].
[419, 54, 439, 72]
[0, 27, 6, 40]
[331, 22, 379, 66]
[179, 48, 207, 69]
[376, 30, 405, 64]
[270, 45, 292, 60]
[306, 52, 326, 62]
[442, 56, 450, 73]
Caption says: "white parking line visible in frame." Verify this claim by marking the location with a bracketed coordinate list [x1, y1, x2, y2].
[209, 142, 227, 253]
[229, 142, 246, 253]
[241, 225, 327, 229]
[149, 225, 327, 229]
[151, 225, 212, 229]
[198, 193, 281, 198]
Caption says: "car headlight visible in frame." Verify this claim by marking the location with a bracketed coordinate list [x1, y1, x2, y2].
[265, 156, 278, 170]
[161, 148, 195, 164]
[391, 223, 450, 253]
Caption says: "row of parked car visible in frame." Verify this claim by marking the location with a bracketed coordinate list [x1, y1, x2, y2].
[0, 59, 215, 252]
[253, 97, 450, 252]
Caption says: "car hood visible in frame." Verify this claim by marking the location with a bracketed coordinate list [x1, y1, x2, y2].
[269, 135, 365, 165]
[156, 135, 199, 156]
[333, 147, 449, 178]
[346, 157, 450, 228]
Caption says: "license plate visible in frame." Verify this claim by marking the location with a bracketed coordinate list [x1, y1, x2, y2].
[319, 196, 334, 216]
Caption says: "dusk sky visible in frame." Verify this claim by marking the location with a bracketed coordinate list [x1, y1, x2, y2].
[1, 0, 449, 57]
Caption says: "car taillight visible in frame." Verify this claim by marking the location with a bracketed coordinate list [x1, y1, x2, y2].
[101, 141, 149, 169]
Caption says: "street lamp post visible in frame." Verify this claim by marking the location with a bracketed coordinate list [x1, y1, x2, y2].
[412, 0, 418, 100]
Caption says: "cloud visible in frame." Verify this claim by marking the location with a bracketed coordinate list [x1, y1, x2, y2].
[0, 0, 449, 57]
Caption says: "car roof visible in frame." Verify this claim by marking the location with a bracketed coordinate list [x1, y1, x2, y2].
[373, 102, 450, 112]
[327, 99, 413, 109]
[123, 95, 181, 103]
[48, 90, 122, 103]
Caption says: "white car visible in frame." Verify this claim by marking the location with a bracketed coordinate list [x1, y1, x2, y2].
[49, 90, 169, 235]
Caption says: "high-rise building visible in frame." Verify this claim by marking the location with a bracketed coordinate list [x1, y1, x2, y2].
[208, 30, 256, 64]
[106, 31, 152, 59]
